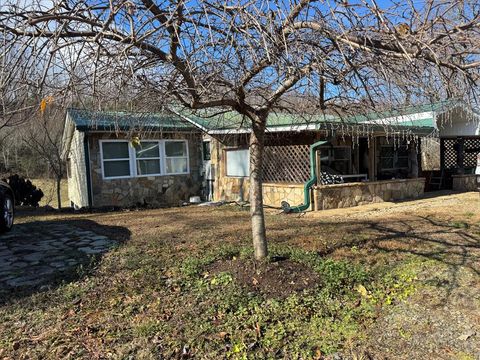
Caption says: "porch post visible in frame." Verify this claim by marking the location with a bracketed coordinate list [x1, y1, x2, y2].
[457, 137, 465, 174]
[440, 138, 445, 171]
[315, 149, 321, 181]
[368, 136, 376, 181]
[408, 141, 419, 178]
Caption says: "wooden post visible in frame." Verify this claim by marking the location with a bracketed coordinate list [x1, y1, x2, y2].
[440, 138, 445, 171]
[313, 149, 321, 211]
[315, 149, 321, 183]
[354, 141, 360, 174]
[457, 137, 465, 174]
[408, 141, 419, 178]
[368, 136, 376, 181]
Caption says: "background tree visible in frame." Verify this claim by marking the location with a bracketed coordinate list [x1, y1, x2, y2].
[2, 0, 480, 259]
[21, 105, 65, 209]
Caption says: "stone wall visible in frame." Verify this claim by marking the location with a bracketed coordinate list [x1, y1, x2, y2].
[314, 178, 425, 210]
[214, 178, 304, 207]
[88, 132, 202, 208]
[263, 183, 305, 208]
[209, 137, 305, 207]
[452, 174, 478, 192]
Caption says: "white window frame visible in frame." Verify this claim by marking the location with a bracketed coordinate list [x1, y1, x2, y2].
[100, 140, 133, 180]
[163, 140, 190, 175]
[135, 141, 163, 178]
[99, 139, 190, 180]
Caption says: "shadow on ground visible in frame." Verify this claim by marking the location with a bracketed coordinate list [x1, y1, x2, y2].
[285, 215, 480, 302]
[0, 218, 131, 304]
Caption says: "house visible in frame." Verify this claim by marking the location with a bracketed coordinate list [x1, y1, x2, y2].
[62, 101, 479, 211]
[178, 100, 478, 210]
[432, 101, 480, 191]
[61, 109, 203, 209]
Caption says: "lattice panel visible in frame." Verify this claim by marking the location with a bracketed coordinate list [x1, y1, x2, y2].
[464, 138, 480, 168]
[441, 137, 480, 170]
[263, 145, 310, 183]
[442, 138, 459, 170]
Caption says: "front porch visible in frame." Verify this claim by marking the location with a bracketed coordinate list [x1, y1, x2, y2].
[209, 132, 426, 211]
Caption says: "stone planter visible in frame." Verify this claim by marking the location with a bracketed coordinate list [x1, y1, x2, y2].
[313, 178, 426, 211]
[452, 174, 478, 192]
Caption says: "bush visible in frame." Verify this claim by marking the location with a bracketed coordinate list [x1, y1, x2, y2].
[4, 174, 44, 207]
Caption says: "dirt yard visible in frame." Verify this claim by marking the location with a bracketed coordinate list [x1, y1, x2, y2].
[0, 191, 479, 359]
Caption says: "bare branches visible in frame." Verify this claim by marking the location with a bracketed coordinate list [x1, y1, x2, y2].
[1, 0, 480, 119]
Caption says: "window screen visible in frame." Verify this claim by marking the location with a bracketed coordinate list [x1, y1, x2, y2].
[380, 145, 409, 170]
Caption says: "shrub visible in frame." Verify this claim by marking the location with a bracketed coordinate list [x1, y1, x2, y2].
[4, 174, 44, 207]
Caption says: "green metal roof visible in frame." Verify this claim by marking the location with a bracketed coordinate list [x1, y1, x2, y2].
[68, 99, 472, 135]
[67, 108, 198, 132]
[177, 100, 465, 133]
[180, 110, 339, 130]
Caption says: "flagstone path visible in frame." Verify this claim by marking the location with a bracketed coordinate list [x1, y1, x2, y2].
[0, 222, 116, 291]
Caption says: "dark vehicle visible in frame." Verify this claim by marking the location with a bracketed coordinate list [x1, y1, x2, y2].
[0, 180, 14, 233]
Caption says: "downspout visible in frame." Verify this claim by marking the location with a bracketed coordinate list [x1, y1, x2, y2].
[282, 140, 328, 213]
[83, 131, 93, 209]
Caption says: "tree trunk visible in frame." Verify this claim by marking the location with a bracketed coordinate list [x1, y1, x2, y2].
[249, 114, 268, 260]
[56, 176, 62, 209]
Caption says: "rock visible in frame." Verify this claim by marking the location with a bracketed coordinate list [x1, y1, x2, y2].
[78, 247, 104, 254]
[457, 330, 476, 341]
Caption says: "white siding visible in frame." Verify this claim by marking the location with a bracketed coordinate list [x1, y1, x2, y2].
[67, 130, 89, 208]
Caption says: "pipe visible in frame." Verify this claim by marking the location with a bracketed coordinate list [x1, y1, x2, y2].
[282, 140, 328, 213]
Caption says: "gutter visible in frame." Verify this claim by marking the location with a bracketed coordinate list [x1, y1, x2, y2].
[282, 140, 328, 213]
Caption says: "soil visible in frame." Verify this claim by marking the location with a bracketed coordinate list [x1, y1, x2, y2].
[3, 191, 480, 359]
[207, 257, 319, 299]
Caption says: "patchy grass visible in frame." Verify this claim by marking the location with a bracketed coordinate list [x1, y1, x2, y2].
[1, 192, 479, 359]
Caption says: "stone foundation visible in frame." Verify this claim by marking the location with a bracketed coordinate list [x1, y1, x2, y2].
[313, 178, 425, 210]
[452, 174, 479, 192]
[263, 183, 305, 208]
[214, 177, 305, 208]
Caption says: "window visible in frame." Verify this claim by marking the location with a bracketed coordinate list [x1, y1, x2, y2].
[226, 149, 249, 177]
[380, 145, 409, 170]
[101, 141, 131, 178]
[165, 140, 189, 174]
[136, 141, 161, 176]
[100, 139, 189, 179]
[320, 146, 351, 174]
[203, 140, 211, 161]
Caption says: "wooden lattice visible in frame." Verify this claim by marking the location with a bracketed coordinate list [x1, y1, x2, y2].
[263, 145, 310, 183]
[441, 138, 458, 170]
[464, 138, 480, 167]
[441, 137, 480, 170]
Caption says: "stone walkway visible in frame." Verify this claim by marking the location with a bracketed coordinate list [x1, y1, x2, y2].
[0, 222, 116, 291]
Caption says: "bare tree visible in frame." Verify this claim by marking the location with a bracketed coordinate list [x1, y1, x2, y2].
[2, 0, 480, 259]
[21, 105, 65, 209]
